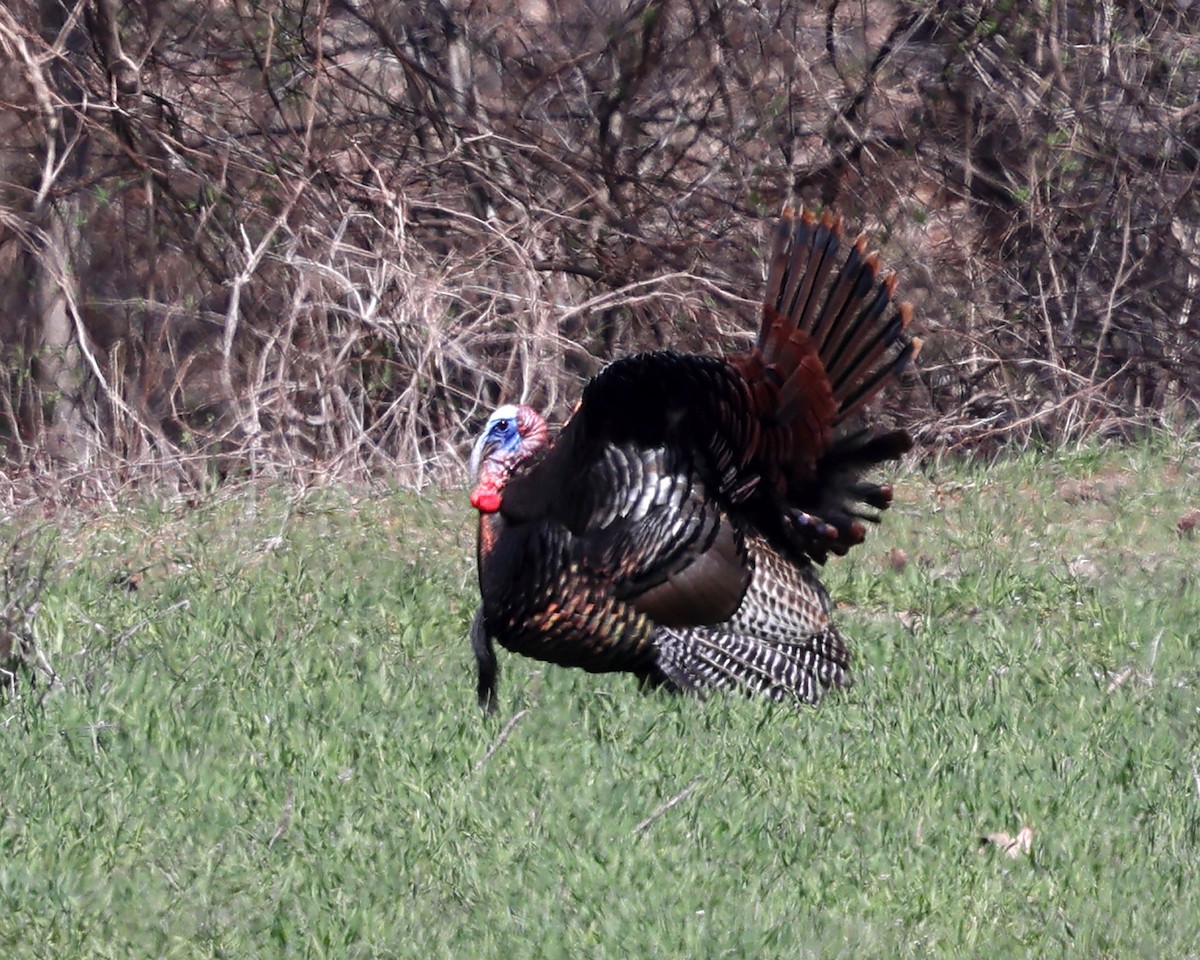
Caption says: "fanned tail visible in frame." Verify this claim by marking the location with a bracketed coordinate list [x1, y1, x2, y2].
[760, 206, 920, 424]
[732, 206, 921, 562]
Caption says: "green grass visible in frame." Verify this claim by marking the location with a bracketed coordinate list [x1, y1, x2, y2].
[3, 439, 1200, 958]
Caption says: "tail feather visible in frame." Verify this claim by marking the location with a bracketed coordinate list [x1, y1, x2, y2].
[837, 333, 921, 423]
[763, 212, 840, 357]
[787, 426, 913, 559]
[824, 275, 898, 388]
[759, 216, 795, 344]
[809, 240, 876, 360]
[777, 216, 841, 351]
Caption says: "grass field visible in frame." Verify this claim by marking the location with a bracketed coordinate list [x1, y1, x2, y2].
[2, 439, 1199, 958]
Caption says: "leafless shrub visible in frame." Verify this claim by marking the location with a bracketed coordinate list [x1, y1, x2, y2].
[0, 0, 1197, 494]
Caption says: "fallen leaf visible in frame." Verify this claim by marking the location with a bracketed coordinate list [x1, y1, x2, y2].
[1057, 479, 1095, 504]
[886, 548, 908, 572]
[980, 823, 1033, 859]
[1176, 509, 1200, 539]
[1058, 473, 1132, 504]
[1106, 665, 1135, 693]
[1067, 555, 1099, 579]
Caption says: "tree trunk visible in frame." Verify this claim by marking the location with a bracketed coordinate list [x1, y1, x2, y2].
[32, 196, 91, 463]
[28, 0, 94, 463]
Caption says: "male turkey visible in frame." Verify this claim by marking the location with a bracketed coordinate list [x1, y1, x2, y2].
[467, 207, 919, 711]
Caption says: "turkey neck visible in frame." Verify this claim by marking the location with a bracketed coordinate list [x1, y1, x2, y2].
[475, 511, 511, 601]
[475, 511, 546, 616]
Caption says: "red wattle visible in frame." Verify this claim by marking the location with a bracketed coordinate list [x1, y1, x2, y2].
[471, 488, 502, 513]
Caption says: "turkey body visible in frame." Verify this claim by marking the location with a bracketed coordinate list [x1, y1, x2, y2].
[468, 208, 918, 711]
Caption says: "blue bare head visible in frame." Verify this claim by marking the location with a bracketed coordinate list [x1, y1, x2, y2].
[469, 404, 549, 513]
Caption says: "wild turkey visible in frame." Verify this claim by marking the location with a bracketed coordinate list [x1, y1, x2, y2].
[467, 207, 919, 711]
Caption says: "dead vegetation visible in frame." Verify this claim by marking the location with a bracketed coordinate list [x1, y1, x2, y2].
[1, 526, 58, 699]
[0, 1, 1197, 494]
